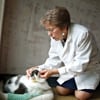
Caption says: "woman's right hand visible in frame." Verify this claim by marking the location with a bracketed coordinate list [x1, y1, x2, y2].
[26, 66, 38, 79]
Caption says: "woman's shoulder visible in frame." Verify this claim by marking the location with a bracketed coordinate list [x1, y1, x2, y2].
[69, 23, 90, 40]
[70, 23, 88, 33]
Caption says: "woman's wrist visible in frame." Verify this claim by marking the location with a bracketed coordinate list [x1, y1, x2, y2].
[52, 69, 59, 75]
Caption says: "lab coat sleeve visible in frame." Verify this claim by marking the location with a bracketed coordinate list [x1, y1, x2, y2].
[39, 38, 62, 70]
[58, 31, 93, 75]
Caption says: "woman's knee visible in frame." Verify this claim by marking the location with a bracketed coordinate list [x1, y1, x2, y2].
[75, 90, 92, 100]
[56, 86, 73, 96]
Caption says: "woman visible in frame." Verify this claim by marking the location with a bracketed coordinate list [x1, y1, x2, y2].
[26, 6, 100, 100]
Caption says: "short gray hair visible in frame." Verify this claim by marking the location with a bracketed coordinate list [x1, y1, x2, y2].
[40, 6, 71, 29]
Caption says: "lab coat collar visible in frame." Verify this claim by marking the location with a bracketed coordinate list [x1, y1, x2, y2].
[62, 26, 72, 57]
[57, 26, 72, 58]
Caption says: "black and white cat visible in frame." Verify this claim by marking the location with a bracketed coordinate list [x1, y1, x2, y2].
[3, 70, 54, 100]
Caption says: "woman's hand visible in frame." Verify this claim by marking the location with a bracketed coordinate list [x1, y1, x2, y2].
[39, 69, 59, 79]
[26, 66, 38, 79]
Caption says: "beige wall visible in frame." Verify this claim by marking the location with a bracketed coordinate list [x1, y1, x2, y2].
[0, 0, 100, 74]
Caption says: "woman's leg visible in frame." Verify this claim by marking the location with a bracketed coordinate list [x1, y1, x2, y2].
[56, 86, 74, 96]
[75, 90, 93, 100]
[55, 78, 77, 95]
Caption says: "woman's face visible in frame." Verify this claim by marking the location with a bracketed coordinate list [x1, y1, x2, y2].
[44, 23, 66, 41]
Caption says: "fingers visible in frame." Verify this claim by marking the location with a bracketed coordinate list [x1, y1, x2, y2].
[26, 67, 53, 79]
[39, 70, 49, 79]
[26, 69, 31, 79]
[26, 66, 39, 79]
[26, 68, 33, 79]
[40, 69, 47, 74]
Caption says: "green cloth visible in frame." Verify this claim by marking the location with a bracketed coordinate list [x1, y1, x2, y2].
[8, 93, 32, 100]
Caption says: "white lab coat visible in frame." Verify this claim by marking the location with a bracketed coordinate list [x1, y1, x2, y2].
[39, 23, 100, 90]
